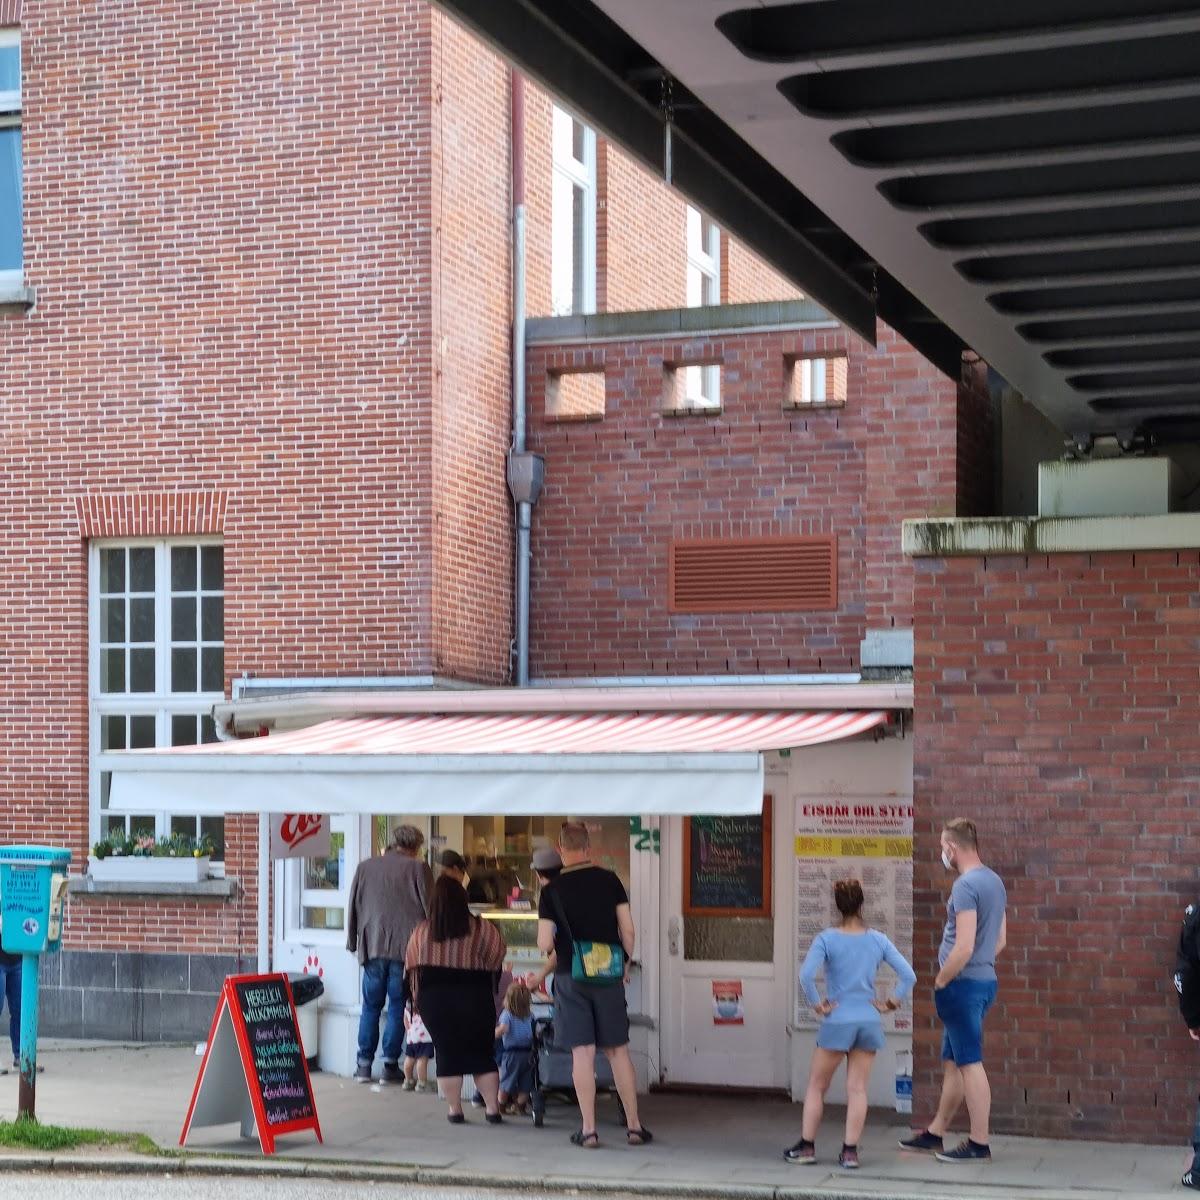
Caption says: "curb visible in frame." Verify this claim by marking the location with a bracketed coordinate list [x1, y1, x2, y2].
[0, 1151, 948, 1200]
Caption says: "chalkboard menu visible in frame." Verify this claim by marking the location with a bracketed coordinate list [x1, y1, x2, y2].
[683, 796, 772, 918]
[232, 977, 317, 1130]
[181, 972, 322, 1155]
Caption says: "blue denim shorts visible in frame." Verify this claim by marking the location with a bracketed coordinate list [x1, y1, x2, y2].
[815, 1020, 886, 1053]
[936, 976, 998, 1067]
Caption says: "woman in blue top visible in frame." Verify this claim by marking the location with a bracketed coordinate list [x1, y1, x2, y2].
[786, 878, 916, 1170]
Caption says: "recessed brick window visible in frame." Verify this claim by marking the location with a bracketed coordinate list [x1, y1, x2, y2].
[670, 535, 837, 612]
[786, 355, 847, 408]
[662, 361, 723, 415]
[546, 368, 605, 421]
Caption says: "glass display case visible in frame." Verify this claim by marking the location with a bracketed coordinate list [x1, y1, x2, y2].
[477, 908, 543, 972]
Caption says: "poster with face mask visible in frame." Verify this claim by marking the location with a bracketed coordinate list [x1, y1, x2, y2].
[712, 980, 744, 1025]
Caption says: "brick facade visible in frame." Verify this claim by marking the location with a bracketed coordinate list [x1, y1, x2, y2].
[913, 550, 1200, 1143]
[527, 321, 974, 677]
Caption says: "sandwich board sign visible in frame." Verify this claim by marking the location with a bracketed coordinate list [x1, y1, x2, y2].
[181, 973, 322, 1155]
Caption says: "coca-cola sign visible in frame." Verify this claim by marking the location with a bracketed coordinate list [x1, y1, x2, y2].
[269, 814, 332, 860]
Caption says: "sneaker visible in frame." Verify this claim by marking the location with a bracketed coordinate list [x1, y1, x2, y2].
[936, 1138, 992, 1163]
[380, 1061, 403, 1086]
[1183, 1166, 1200, 1190]
[415, 1081, 436, 1094]
[353, 1061, 374, 1084]
[401, 1078, 417, 1092]
[899, 1129, 944, 1153]
[838, 1146, 859, 1170]
[470, 1094, 485, 1107]
[783, 1139, 817, 1165]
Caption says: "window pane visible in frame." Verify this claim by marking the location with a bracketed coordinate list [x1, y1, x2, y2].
[171, 596, 196, 642]
[101, 715, 126, 752]
[200, 596, 223, 641]
[201, 713, 218, 744]
[571, 183, 585, 315]
[571, 118, 585, 163]
[201, 546, 223, 591]
[100, 813, 125, 840]
[171, 546, 197, 592]
[701, 272, 718, 306]
[0, 126, 20, 274]
[129, 547, 154, 593]
[129, 814, 156, 839]
[100, 771, 111, 807]
[101, 649, 125, 693]
[100, 548, 125, 595]
[129, 597, 154, 642]
[201, 816, 225, 860]
[171, 713, 198, 746]
[129, 715, 156, 749]
[170, 815, 198, 841]
[101, 599, 125, 643]
[129, 648, 155, 692]
[200, 647, 224, 693]
[171, 647, 197, 692]
[304, 831, 345, 891]
[0, 46, 19, 98]
[302, 907, 345, 931]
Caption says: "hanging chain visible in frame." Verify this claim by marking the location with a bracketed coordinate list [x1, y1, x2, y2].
[660, 74, 675, 185]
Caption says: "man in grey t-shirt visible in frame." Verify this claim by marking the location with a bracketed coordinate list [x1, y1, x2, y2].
[900, 818, 1007, 1164]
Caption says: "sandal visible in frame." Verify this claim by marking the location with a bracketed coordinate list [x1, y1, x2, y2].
[626, 1126, 653, 1146]
[570, 1129, 600, 1149]
[485, 1112, 504, 1125]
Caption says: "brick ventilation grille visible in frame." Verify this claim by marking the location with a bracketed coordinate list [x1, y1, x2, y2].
[74, 492, 229, 539]
[669, 536, 837, 613]
[0, 2, 20, 24]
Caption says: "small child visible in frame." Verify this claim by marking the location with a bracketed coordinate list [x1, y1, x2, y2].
[495, 980, 534, 1114]
[402, 1002, 434, 1092]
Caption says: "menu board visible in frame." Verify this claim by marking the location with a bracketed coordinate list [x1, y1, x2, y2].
[181, 973, 322, 1155]
[794, 801, 913, 1033]
[232, 977, 316, 1130]
[684, 796, 772, 918]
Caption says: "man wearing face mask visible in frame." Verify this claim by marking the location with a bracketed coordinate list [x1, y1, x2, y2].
[899, 818, 1007, 1163]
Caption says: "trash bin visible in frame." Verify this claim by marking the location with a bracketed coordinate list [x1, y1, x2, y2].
[288, 973, 324, 1068]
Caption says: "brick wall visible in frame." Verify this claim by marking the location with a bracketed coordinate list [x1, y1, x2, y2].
[723, 238, 804, 306]
[527, 321, 964, 676]
[913, 550, 1200, 1143]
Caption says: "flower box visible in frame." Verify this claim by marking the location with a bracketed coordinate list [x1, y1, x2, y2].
[87, 855, 211, 883]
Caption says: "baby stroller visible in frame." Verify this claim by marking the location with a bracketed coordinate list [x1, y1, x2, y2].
[529, 1003, 627, 1129]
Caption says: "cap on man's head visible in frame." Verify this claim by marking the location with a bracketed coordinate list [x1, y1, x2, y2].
[531, 847, 562, 873]
[439, 849, 468, 872]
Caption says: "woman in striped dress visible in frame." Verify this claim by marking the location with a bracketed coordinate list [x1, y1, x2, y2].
[406, 875, 508, 1124]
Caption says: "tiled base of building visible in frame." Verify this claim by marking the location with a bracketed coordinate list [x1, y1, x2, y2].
[39, 950, 250, 1042]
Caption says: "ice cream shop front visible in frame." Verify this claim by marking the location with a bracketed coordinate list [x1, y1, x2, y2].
[108, 684, 913, 1104]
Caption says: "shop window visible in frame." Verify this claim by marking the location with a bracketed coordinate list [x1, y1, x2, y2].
[546, 367, 605, 421]
[786, 354, 848, 408]
[91, 540, 225, 862]
[551, 105, 596, 316]
[0, 30, 20, 286]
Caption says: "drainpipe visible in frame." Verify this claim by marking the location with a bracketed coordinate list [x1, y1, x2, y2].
[507, 70, 544, 686]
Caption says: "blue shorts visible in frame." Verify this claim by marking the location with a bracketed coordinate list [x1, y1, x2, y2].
[815, 1020, 886, 1053]
[936, 976, 997, 1067]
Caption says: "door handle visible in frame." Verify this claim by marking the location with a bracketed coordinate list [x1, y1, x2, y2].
[667, 915, 681, 957]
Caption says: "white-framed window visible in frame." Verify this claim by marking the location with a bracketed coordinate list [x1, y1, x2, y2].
[90, 540, 226, 862]
[686, 205, 721, 408]
[286, 814, 354, 939]
[551, 104, 596, 317]
[0, 29, 21, 285]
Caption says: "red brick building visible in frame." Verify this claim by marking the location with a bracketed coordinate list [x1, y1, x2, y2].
[0, 0, 1013, 1122]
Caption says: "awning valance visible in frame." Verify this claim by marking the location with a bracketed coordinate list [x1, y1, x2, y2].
[107, 709, 889, 817]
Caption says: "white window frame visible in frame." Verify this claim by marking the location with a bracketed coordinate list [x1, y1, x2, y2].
[685, 206, 721, 408]
[88, 538, 226, 870]
[551, 104, 596, 317]
[0, 29, 21, 288]
[284, 814, 358, 943]
[799, 357, 828, 404]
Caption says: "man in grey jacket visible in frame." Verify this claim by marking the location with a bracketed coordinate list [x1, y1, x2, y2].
[347, 824, 432, 1084]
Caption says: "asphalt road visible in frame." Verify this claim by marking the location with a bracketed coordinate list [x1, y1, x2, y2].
[8, 1180, 564, 1200]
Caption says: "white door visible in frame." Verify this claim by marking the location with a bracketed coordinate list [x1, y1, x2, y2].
[659, 795, 793, 1090]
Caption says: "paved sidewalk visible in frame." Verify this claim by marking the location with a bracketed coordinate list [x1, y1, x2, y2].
[0, 1042, 1191, 1200]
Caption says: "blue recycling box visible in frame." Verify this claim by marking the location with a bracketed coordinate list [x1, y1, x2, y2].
[0, 845, 71, 954]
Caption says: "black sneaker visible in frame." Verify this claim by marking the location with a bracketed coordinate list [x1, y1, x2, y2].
[353, 1061, 374, 1084]
[783, 1139, 817, 1165]
[936, 1138, 992, 1163]
[380, 1061, 403, 1085]
[899, 1129, 944, 1153]
[1183, 1166, 1200, 1190]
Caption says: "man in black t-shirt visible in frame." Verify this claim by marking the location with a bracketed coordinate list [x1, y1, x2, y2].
[537, 823, 650, 1149]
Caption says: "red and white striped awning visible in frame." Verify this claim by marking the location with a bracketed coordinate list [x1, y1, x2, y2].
[109, 709, 889, 817]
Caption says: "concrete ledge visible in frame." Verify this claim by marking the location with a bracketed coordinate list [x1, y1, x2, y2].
[527, 300, 837, 345]
[903, 514, 1200, 557]
[0, 285, 35, 310]
[68, 876, 239, 899]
